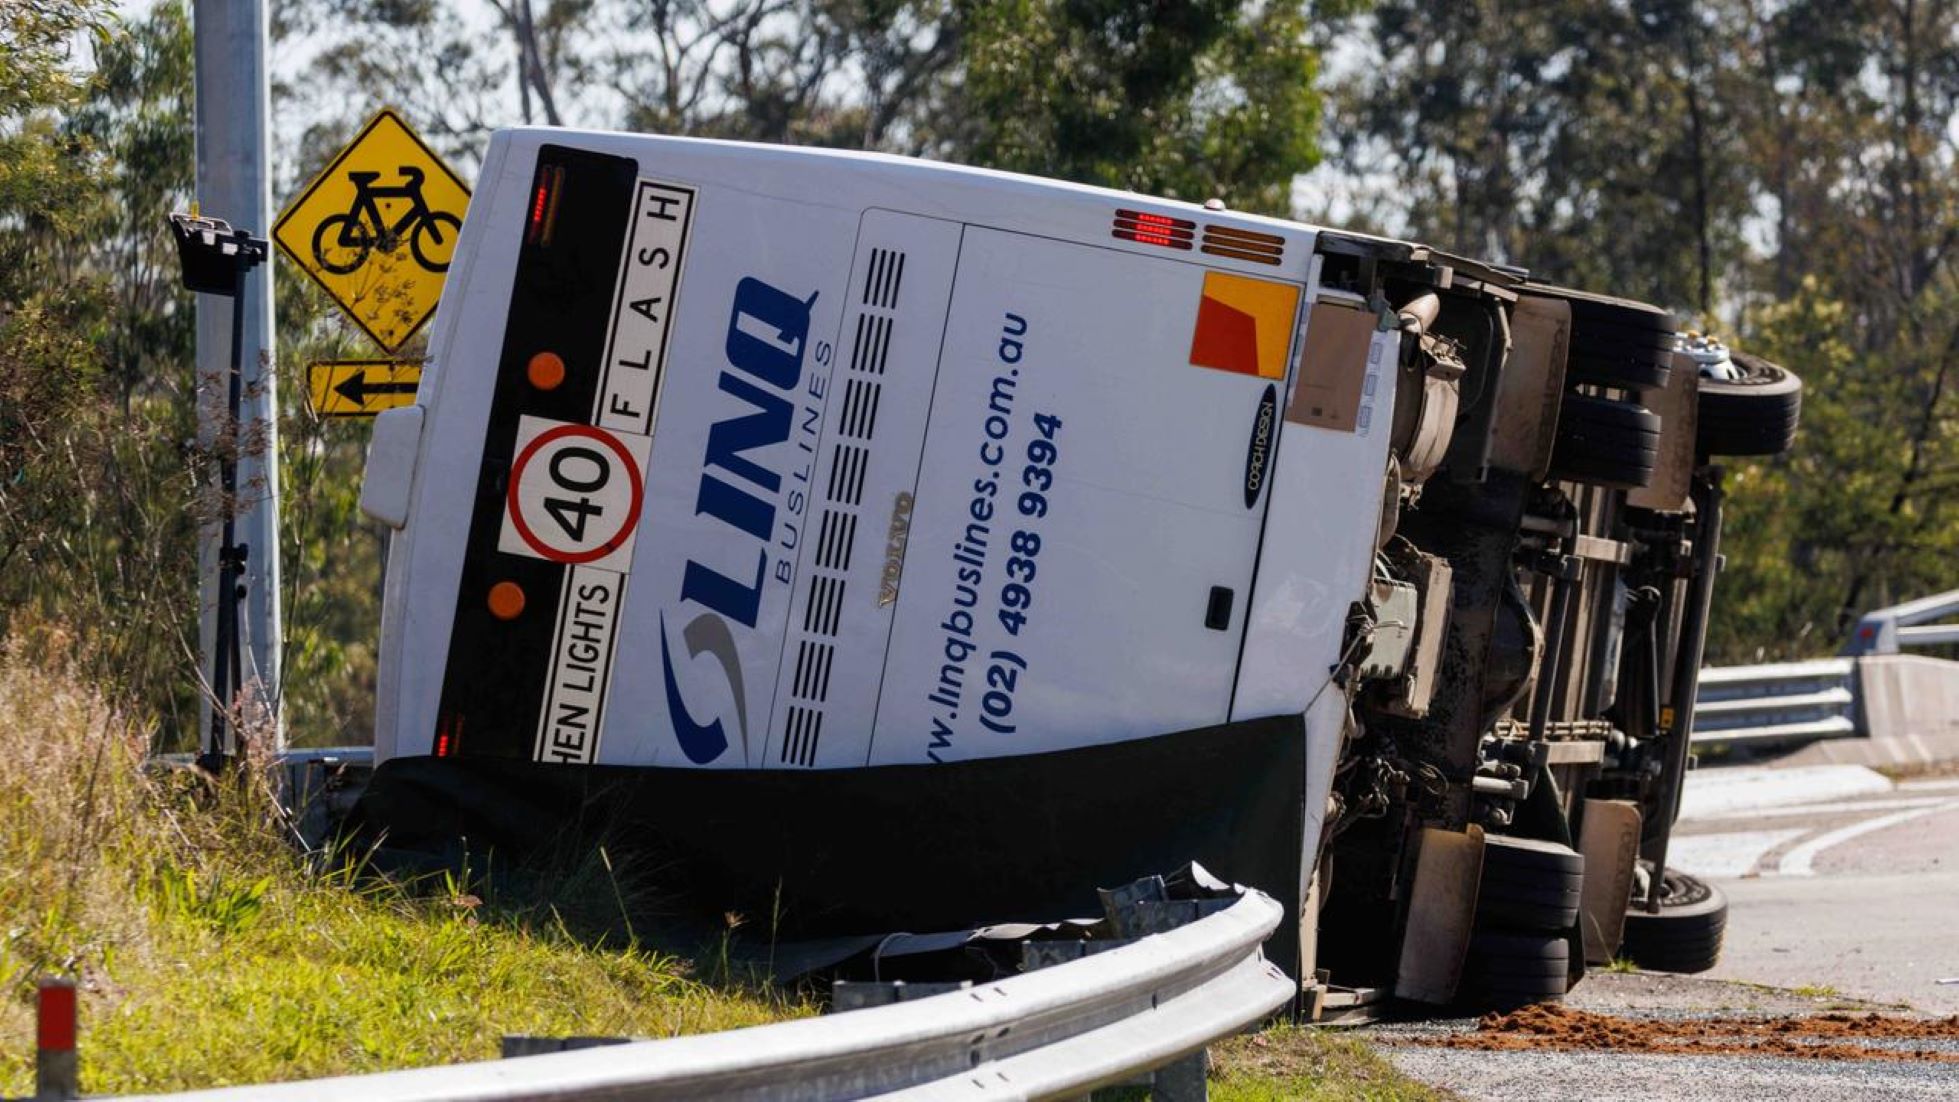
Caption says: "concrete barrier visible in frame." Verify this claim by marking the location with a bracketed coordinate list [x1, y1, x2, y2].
[1786, 654, 1959, 769]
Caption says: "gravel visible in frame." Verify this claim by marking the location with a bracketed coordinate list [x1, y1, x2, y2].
[1384, 1046, 1959, 1101]
[1358, 974, 1959, 1100]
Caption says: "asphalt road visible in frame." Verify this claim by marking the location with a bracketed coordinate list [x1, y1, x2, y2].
[1672, 773, 1959, 1012]
[1372, 766, 1959, 1100]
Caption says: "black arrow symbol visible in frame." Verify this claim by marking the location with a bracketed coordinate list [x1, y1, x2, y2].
[333, 369, 418, 407]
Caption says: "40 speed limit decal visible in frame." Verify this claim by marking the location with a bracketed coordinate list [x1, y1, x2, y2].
[498, 418, 651, 569]
[495, 417, 652, 764]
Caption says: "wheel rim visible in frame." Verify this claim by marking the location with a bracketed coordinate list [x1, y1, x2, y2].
[1722, 353, 1788, 388]
[1657, 870, 1711, 909]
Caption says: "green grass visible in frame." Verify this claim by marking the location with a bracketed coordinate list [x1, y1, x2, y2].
[1207, 1025, 1458, 1101]
[0, 635, 804, 1095]
[1605, 957, 1641, 974]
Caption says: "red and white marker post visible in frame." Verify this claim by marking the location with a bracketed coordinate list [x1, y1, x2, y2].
[36, 977, 77, 1101]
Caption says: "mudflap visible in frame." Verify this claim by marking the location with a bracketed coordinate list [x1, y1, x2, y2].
[1392, 825, 1485, 1005]
[1578, 798, 1643, 965]
[348, 713, 1311, 979]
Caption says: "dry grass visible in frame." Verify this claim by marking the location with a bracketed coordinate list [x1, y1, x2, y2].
[1209, 1025, 1461, 1101]
[0, 632, 805, 1095]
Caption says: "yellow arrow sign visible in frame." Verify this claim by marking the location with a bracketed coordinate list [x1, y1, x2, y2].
[274, 108, 470, 353]
[308, 360, 423, 419]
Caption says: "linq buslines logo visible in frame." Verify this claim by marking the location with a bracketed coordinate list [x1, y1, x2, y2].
[659, 276, 818, 764]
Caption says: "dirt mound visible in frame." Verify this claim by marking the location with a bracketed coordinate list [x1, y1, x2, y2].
[1406, 1003, 1959, 1063]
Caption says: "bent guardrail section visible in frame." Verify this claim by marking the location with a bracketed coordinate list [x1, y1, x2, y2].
[122, 890, 1292, 1102]
[1842, 587, 1959, 656]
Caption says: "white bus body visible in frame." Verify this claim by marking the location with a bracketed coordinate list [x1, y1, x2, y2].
[363, 130, 1396, 772]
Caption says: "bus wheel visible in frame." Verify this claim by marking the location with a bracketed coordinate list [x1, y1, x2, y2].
[1549, 394, 1661, 489]
[1528, 283, 1677, 391]
[1621, 869, 1727, 974]
[1457, 930, 1571, 1011]
[1476, 834, 1585, 933]
[1697, 351, 1802, 458]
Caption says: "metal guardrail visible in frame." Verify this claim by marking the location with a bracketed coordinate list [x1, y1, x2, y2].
[1689, 585, 1959, 748]
[1843, 587, 1959, 656]
[120, 889, 1292, 1102]
[1691, 658, 1860, 747]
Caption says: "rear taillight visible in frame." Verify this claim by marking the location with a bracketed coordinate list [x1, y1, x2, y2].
[1113, 208, 1195, 250]
[526, 164, 566, 246]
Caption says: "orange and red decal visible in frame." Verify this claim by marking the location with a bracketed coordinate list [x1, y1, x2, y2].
[1189, 272, 1301, 380]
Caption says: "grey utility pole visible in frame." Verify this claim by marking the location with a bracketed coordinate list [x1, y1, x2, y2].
[193, 0, 284, 751]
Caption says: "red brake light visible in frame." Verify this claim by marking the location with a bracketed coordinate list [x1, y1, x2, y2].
[527, 165, 565, 246]
[1113, 208, 1195, 250]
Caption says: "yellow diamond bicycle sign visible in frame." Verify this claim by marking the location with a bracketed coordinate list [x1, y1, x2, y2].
[274, 108, 470, 353]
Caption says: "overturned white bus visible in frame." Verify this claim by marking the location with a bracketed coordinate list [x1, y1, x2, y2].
[355, 129, 1800, 1009]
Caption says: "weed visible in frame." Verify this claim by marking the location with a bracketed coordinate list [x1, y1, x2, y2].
[146, 867, 271, 935]
[1605, 957, 1641, 974]
[1210, 1025, 1459, 1101]
[597, 845, 637, 947]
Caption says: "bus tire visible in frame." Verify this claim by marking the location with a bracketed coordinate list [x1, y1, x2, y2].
[1550, 394, 1661, 489]
[1477, 835, 1585, 933]
[1697, 352, 1802, 458]
[1527, 284, 1676, 390]
[1458, 931, 1571, 1011]
[1621, 870, 1727, 974]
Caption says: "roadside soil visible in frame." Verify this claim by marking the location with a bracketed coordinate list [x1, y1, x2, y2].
[1413, 1003, 1959, 1063]
[1365, 973, 1959, 1101]
[1875, 757, 1959, 782]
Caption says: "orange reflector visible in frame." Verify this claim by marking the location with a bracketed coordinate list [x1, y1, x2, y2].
[527, 351, 566, 391]
[487, 581, 526, 620]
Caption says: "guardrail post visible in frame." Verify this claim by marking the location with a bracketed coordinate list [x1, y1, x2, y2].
[1150, 1049, 1208, 1102]
[36, 977, 78, 1101]
[1057, 871, 1236, 1100]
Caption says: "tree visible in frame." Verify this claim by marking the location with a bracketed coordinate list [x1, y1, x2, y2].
[276, 0, 1332, 211]
[0, 1, 208, 733]
[1319, 0, 1754, 315]
[1701, 1, 1959, 647]
[960, 0, 1323, 211]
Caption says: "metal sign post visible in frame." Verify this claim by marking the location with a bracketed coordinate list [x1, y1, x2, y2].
[193, 0, 283, 752]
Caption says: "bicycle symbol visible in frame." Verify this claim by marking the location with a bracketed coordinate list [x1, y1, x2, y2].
[309, 165, 463, 276]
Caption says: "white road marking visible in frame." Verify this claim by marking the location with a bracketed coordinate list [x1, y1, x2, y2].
[1687, 795, 1949, 822]
[1665, 828, 1807, 879]
[1680, 764, 1892, 820]
[1772, 798, 1959, 876]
